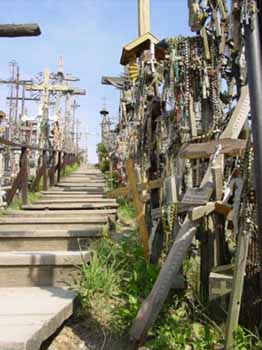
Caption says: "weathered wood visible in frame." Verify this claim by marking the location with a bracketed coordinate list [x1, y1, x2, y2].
[20, 147, 28, 205]
[130, 86, 250, 344]
[188, 202, 215, 221]
[42, 150, 48, 191]
[180, 139, 247, 160]
[49, 151, 56, 187]
[225, 231, 250, 349]
[130, 217, 198, 344]
[126, 159, 149, 259]
[182, 182, 213, 205]
[6, 170, 22, 205]
[0, 23, 41, 37]
[57, 151, 62, 183]
[211, 154, 224, 201]
[32, 166, 45, 192]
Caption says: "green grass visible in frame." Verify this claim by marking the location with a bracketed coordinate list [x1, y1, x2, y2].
[63, 162, 80, 177]
[8, 190, 41, 210]
[117, 197, 136, 221]
[77, 227, 262, 349]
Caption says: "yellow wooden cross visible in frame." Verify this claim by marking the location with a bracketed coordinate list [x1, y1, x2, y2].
[106, 159, 162, 260]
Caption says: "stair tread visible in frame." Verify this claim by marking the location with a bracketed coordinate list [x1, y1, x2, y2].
[0, 287, 75, 350]
[0, 250, 90, 265]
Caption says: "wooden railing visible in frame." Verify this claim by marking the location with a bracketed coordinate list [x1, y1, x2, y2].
[0, 137, 78, 206]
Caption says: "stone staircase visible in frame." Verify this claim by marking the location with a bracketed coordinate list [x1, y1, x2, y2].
[0, 165, 117, 350]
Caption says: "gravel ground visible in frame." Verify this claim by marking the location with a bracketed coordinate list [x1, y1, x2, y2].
[42, 316, 135, 350]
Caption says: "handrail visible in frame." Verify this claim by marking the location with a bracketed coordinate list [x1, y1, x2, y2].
[0, 137, 59, 152]
[1, 138, 79, 206]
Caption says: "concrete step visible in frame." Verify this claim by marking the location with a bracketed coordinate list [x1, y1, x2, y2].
[22, 202, 118, 210]
[0, 250, 90, 287]
[0, 216, 109, 224]
[0, 223, 105, 230]
[0, 287, 75, 350]
[52, 187, 104, 193]
[38, 195, 107, 200]
[34, 198, 116, 204]
[57, 182, 104, 187]
[0, 227, 102, 251]
[40, 191, 104, 197]
[4, 209, 117, 217]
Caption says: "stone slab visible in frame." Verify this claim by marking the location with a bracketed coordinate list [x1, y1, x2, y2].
[0, 287, 75, 350]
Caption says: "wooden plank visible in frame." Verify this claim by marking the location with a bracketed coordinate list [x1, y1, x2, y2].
[221, 85, 250, 139]
[182, 182, 213, 205]
[130, 217, 198, 344]
[126, 159, 149, 259]
[188, 202, 215, 221]
[0, 23, 41, 37]
[180, 139, 247, 160]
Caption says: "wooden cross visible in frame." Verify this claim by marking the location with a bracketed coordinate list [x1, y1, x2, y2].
[106, 159, 162, 259]
[26, 68, 86, 146]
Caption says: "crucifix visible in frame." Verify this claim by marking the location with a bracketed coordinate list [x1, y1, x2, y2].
[26, 68, 86, 148]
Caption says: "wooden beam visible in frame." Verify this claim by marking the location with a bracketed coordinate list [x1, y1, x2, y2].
[138, 0, 150, 36]
[0, 24, 41, 37]
[126, 159, 149, 259]
[180, 139, 247, 160]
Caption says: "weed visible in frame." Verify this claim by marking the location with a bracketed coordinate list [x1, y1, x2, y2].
[117, 197, 136, 222]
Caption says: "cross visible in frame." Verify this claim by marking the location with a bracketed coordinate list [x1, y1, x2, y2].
[106, 159, 163, 259]
[26, 68, 86, 147]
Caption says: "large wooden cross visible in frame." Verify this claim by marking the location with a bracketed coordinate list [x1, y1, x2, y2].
[26, 68, 86, 146]
[106, 159, 162, 259]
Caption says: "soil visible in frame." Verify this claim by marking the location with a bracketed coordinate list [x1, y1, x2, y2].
[41, 315, 135, 350]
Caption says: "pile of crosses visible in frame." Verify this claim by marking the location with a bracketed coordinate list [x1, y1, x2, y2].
[0, 24, 85, 207]
[103, 1, 262, 348]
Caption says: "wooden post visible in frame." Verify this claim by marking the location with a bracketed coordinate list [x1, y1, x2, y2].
[138, 0, 150, 36]
[126, 159, 149, 259]
[42, 150, 48, 191]
[20, 147, 28, 205]
[62, 152, 67, 176]
[57, 151, 62, 182]
[199, 218, 214, 302]
[225, 231, 250, 349]
[49, 150, 56, 187]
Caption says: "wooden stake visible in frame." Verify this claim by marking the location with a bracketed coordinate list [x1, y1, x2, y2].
[126, 159, 149, 259]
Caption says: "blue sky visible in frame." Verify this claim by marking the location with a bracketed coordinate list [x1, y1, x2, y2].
[0, 0, 191, 162]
